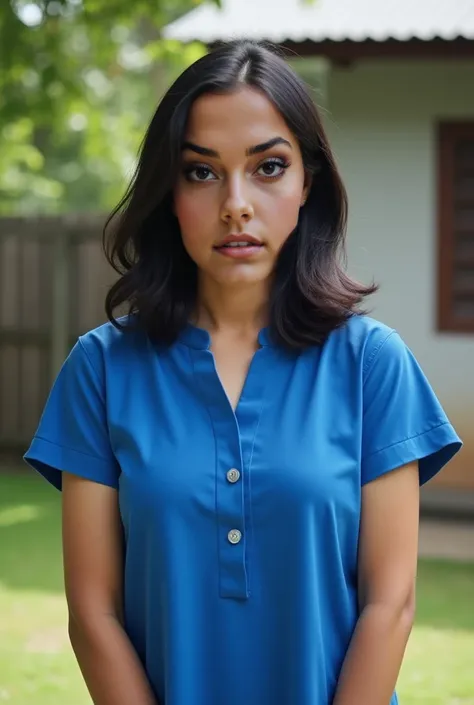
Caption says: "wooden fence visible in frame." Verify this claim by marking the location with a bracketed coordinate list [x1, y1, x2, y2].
[0, 215, 115, 457]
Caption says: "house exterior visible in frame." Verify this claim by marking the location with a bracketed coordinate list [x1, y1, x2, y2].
[164, 0, 474, 505]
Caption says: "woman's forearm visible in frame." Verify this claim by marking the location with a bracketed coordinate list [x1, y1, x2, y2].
[332, 602, 415, 705]
[69, 614, 158, 705]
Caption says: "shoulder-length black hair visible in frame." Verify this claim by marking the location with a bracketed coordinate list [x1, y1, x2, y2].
[104, 39, 376, 349]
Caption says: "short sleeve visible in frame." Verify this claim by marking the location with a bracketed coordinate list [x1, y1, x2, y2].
[23, 338, 120, 491]
[361, 330, 462, 486]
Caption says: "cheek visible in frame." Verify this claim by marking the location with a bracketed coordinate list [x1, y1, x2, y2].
[262, 184, 303, 241]
[173, 187, 213, 257]
[174, 189, 204, 234]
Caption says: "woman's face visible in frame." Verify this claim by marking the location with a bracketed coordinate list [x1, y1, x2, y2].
[173, 86, 310, 288]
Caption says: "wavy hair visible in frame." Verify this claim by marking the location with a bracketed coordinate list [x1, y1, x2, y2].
[103, 40, 377, 349]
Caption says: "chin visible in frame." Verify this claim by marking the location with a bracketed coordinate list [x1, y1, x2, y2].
[212, 264, 273, 287]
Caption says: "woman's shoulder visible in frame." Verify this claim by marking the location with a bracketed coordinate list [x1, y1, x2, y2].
[340, 313, 394, 340]
[79, 315, 136, 346]
[76, 316, 150, 371]
[324, 314, 403, 376]
[330, 313, 395, 349]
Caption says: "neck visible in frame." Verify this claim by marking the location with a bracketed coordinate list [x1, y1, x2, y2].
[195, 277, 270, 338]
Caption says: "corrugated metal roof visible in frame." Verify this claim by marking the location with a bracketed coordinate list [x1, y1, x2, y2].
[163, 0, 474, 44]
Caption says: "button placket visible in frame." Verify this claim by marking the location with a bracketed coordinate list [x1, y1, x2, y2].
[191, 348, 248, 599]
[191, 342, 271, 601]
[214, 418, 247, 598]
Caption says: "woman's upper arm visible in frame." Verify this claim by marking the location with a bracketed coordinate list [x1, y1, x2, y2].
[358, 461, 420, 611]
[62, 472, 124, 628]
[357, 326, 463, 610]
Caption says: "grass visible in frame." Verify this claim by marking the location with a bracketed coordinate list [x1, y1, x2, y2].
[1, 472, 474, 705]
[0, 471, 88, 705]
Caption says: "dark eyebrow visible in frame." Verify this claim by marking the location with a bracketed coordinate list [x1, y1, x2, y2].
[181, 136, 292, 159]
[182, 141, 219, 158]
[246, 137, 292, 156]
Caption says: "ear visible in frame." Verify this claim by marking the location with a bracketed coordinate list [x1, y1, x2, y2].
[300, 173, 312, 207]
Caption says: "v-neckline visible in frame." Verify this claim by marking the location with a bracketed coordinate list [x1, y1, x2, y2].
[178, 322, 273, 416]
[211, 345, 265, 416]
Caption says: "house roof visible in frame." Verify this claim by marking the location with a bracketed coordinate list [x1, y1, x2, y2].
[163, 0, 474, 44]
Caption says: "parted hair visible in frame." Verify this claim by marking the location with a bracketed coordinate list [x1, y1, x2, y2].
[103, 40, 376, 349]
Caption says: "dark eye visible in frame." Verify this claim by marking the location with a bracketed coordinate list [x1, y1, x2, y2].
[185, 165, 217, 182]
[257, 159, 289, 178]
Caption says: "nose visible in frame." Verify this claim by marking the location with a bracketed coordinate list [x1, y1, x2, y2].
[220, 175, 255, 224]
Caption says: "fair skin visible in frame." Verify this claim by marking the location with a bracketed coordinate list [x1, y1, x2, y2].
[63, 85, 419, 705]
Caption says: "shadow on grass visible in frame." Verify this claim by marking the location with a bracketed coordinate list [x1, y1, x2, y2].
[0, 470, 64, 593]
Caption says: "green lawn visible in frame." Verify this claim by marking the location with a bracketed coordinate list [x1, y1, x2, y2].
[1, 472, 474, 705]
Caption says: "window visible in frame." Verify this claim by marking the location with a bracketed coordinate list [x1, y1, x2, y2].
[438, 123, 474, 333]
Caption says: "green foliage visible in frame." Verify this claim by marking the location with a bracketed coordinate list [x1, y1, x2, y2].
[0, 0, 219, 214]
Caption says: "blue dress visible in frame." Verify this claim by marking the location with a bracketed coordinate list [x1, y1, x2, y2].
[24, 315, 461, 705]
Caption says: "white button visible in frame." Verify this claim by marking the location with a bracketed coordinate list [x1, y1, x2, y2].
[228, 529, 242, 545]
[227, 469, 241, 483]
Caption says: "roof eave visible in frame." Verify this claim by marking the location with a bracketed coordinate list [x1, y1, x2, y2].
[170, 36, 474, 62]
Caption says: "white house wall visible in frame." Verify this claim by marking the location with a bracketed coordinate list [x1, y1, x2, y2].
[325, 60, 474, 489]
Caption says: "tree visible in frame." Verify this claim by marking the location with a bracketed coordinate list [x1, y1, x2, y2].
[0, 0, 220, 214]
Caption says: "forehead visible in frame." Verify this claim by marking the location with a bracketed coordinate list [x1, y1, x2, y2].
[185, 86, 295, 149]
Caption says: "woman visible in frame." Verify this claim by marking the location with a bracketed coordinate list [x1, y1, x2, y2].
[25, 41, 461, 705]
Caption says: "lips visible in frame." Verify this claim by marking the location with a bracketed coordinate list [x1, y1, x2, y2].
[213, 234, 264, 259]
[214, 234, 263, 250]
[217, 241, 263, 249]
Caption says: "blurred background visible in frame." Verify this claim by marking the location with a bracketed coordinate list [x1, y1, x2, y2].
[0, 0, 473, 703]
